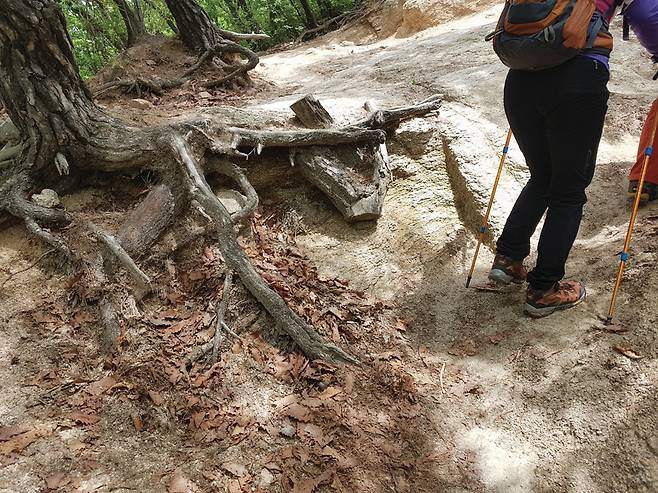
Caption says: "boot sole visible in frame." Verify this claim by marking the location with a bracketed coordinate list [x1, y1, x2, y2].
[524, 288, 586, 319]
[488, 269, 525, 286]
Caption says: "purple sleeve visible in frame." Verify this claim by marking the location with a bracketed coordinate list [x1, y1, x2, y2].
[625, 0, 658, 60]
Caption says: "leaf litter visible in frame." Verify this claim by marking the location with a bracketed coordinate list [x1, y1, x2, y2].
[7, 203, 451, 492]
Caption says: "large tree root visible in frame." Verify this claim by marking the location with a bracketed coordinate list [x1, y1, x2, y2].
[173, 135, 359, 364]
[3, 83, 439, 364]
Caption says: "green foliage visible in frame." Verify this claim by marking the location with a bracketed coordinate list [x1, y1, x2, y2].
[61, 0, 356, 78]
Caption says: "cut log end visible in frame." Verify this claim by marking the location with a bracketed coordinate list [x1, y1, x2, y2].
[291, 95, 335, 129]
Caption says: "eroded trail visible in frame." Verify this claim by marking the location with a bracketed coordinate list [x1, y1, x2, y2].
[251, 5, 658, 492]
[2, 4, 658, 493]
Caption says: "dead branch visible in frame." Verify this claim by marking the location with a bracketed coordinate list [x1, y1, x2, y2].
[87, 221, 152, 297]
[296, 11, 351, 42]
[24, 218, 76, 269]
[291, 95, 335, 129]
[216, 29, 270, 42]
[100, 296, 121, 354]
[116, 184, 176, 257]
[229, 127, 386, 153]
[173, 134, 358, 364]
[212, 270, 233, 363]
[357, 94, 443, 130]
[210, 160, 258, 223]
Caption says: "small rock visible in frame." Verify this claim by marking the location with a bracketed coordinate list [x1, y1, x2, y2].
[198, 91, 212, 99]
[216, 189, 247, 215]
[280, 425, 296, 438]
[31, 189, 60, 208]
[259, 468, 274, 488]
[145, 59, 157, 66]
[129, 98, 153, 110]
[340, 40, 355, 47]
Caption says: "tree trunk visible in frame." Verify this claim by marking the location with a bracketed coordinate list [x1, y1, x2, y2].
[316, 0, 335, 19]
[0, 0, 99, 175]
[298, 0, 318, 29]
[0, 0, 158, 225]
[114, 0, 146, 48]
[163, 0, 223, 52]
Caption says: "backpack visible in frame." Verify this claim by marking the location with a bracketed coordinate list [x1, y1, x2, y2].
[487, 0, 610, 71]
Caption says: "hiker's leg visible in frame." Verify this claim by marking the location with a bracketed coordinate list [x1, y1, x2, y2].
[496, 70, 551, 262]
[529, 58, 609, 291]
[629, 97, 658, 184]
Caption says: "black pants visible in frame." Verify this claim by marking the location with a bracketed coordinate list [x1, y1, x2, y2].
[497, 56, 609, 291]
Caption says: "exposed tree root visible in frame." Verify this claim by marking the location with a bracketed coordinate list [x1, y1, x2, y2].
[96, 39, 262, 97]
[87, 221, 153, 299]
[24, 218, 77, 270]
[100, 296, 121, 354]
[1, 8, 439, 363]
[212, 270, 233, 363]
[210, 160, 259, 223]
[173, 134, 360, 364]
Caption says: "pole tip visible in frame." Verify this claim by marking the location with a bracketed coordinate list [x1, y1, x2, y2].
[466, 277, 472, 289]
[605, 316, 613, 326]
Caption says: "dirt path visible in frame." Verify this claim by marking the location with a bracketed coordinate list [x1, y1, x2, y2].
[251, 5, 658, 492]
[2, 3, 658, 493]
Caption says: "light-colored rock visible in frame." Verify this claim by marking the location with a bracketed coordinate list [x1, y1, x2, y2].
[216, 189, 247, 215]
[258, 468, 274, 488]
[129, 98, 153, 110]
[31, 189, 60, 209]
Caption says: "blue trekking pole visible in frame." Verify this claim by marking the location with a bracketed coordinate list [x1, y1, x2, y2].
[466, 128, 513, 288]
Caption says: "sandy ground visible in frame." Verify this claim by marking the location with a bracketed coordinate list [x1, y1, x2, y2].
[2, 1, 658, 492]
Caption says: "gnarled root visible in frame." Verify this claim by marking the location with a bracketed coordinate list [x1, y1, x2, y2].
[173, 134, 359, 364]
[24, 218, 77, 271]
[96, 38, 261, 97]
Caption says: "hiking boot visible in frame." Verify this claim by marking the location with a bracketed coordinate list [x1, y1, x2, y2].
[628, 180, 658, 203]
[488, 254, 527, 285]
[524, 281, 586, 318]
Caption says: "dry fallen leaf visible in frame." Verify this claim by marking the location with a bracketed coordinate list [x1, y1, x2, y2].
[0, 426, 51, 455]
[0, 425, 29, 442]
[613, 344, 643, 360]
[283, 403, 311, 422]
[85, 375, 117, 396]
[168, 469, 197, 493]
[598, 324, 630, 334]
[45, 471, 68, 490]
[70, 412, 101, 425]
[132, 415, 143, 432]
[222, 462, 247, 477]
[148, 390, 165, 406]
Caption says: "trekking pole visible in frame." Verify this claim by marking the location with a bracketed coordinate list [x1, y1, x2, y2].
[466, 128, 513, 288]
[606, 115, 658, 324]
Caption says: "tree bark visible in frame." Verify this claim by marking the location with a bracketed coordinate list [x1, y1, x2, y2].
[163, 0, 224, 52]
[298, 0, 318, 29]
[113, 0, 146, 48]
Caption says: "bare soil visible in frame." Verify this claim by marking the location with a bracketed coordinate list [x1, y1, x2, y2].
[2, 2, 658, 493]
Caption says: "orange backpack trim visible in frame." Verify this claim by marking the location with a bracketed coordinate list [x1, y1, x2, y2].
[503, 0, 572, 35]
[563, 0, 596, 48]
